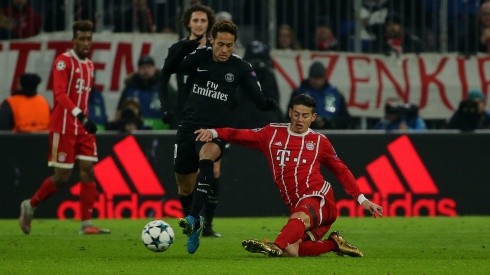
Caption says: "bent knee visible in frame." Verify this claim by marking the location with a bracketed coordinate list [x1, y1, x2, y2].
[290, 212, 311, 228]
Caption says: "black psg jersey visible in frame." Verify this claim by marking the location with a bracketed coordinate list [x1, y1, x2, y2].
[178, 46, 267, 129]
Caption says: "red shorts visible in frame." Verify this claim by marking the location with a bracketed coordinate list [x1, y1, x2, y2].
[292, 190, 337, 241]
[48, 132, 98, 168]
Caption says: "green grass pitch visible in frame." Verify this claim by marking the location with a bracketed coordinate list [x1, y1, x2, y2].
[1, 217, 489, 274]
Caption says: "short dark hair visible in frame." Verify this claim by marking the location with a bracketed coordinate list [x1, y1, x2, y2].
[211, 19, 237, 41]
[72, 20, 94, 39]
[182, 4, 216, 33]
[291, 94, 317, 113]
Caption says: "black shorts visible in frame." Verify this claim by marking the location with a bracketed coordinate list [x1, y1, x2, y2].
[174, 128, 226, 174]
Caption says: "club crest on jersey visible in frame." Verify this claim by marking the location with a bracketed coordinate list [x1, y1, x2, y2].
[58, 152, 67, 162]
[56, 61, 66, 71]
[306, 141, 315, 151]
[225, 73, 234, 82]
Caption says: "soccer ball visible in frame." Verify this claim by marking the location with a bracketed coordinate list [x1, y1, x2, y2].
[141, 220, 175, 252]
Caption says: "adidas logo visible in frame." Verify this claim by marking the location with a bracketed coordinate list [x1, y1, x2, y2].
[274, 141, 283, 146]
[337, 135, 457, 217]
[57, 136, 182, 219]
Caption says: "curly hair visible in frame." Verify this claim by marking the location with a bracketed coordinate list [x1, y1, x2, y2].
[181, 4, 216, 33]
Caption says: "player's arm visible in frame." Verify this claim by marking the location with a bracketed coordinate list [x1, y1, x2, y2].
[159, 70, 171, 105]
[162, 36, 203, 74]
[319, 135, 383, 217]
[239, 62, 278, 111]
[52, 57, 97, 133]
[162, 42, 182, 74]
[178, 46, 207, 75]
[158, 71, 173, 124]
[52, 58, 79, 114]
[195, 127, 266, 150]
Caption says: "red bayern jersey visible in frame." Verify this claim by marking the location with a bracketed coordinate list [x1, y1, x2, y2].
[214, 123, 361, 208]
[50, 50, 94, 135]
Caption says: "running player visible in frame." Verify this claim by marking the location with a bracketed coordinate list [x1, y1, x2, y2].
[19, 20, 110, 235]
[195, 94, 383, 257]
[160, 4, 222, 237]
[162, 19, 277, 254]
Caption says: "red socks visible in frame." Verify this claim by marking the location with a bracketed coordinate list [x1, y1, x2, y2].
[29, 178, 98, 222]
[298, 240, 336, 256]
[80, 182, 98, 221]
[30, 177, 58, 207]
[274, 218, 306, 249]
[274, 218, 337, 256]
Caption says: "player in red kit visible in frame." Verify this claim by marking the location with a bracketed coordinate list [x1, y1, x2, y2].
[19, 20, 110, 235]
[195, 94, 383, 257]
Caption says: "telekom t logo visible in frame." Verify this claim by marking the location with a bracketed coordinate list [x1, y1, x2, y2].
[338, 135, 457, 217]
[276, 149, 290, 167]
[58, 136, 181, 219]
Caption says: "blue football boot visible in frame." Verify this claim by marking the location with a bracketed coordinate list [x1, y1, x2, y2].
[179, 215, 204, 254]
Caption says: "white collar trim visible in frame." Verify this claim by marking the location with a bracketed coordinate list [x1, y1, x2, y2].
[287, 123, 311, 137]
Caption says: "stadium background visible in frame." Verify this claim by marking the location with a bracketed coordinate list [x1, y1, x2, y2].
[0, 0, 489, 218]
[2, 0, 490, 126]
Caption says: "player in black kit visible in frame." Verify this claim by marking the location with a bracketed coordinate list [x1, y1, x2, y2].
[161, 4, 215, 124]
[160, 4, 223, 238]
[162, 19, 277, 254]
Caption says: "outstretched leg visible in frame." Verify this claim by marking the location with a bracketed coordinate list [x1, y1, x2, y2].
[19, 167, 70, 234]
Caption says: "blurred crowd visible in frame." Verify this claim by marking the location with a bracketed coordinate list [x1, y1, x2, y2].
[1, 0, 490, 55]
